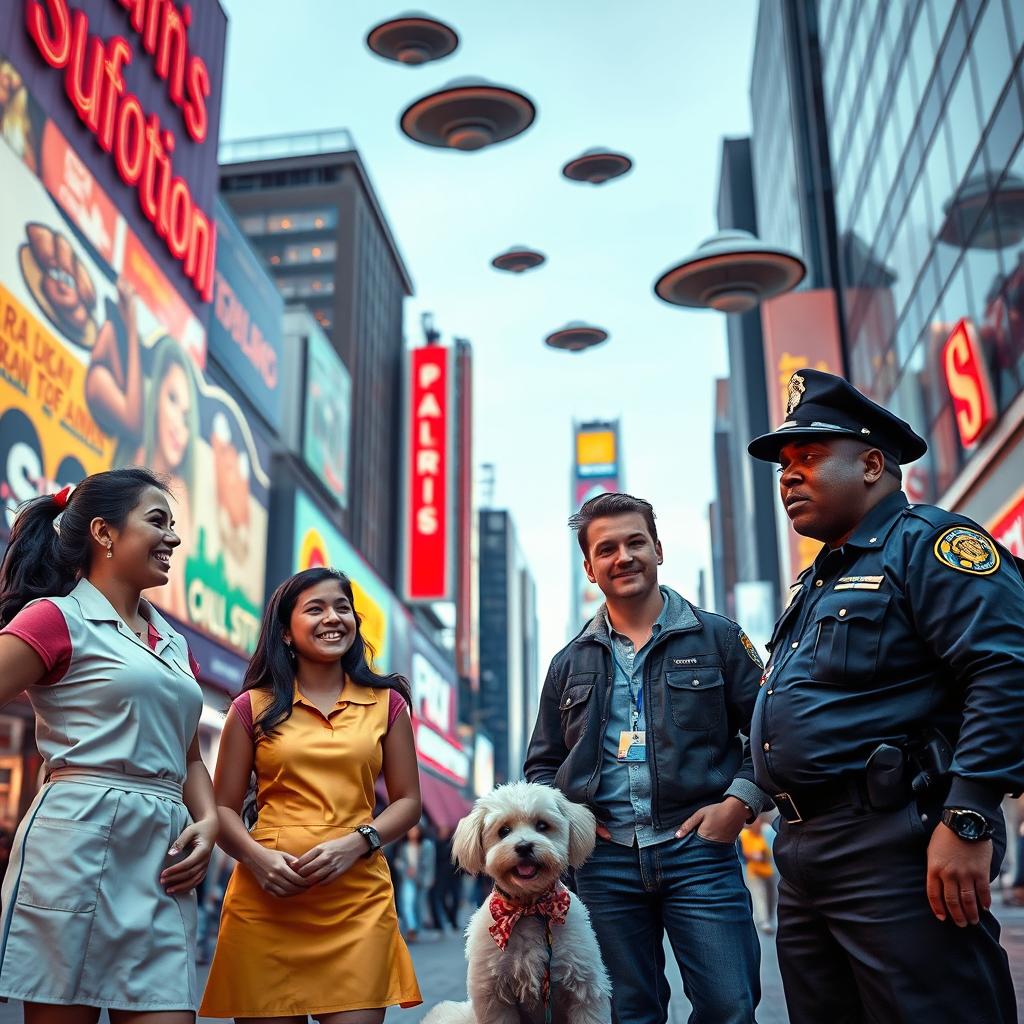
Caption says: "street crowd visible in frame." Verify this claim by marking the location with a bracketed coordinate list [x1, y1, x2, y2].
[0, 369, 1020, 1024]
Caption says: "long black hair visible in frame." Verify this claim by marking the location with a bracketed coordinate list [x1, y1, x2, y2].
[244, 566, 412, 737]
[0, 467, 168, 627]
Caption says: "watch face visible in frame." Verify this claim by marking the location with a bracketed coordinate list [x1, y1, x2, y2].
[949, 810, 987, 839]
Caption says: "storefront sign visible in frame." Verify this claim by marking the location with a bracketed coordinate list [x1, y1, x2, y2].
[293, 489, 394, 672]
[989, 487, 1024, 557]
[942, 318, 997, 449]
[303, 327, 351, 506]
[210, 199, 283, 430]
[403, 344, 452, 602]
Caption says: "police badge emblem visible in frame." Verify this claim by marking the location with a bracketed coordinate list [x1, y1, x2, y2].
[933, 526, 1001, 575]
[786, 373, 806, 416]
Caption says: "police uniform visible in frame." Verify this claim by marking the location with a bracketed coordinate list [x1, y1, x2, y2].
[748, 369, 1024, 1024]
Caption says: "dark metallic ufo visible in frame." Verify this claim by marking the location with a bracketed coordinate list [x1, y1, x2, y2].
[939, 172, 1024, 249]
[544, 321, 609, 352]
[654, 229, 806, 313]
[400, 78, 536, 151]
[561, 148, 633, 185]
[366, 13, 458, 65]
[491, 246, 546, 273]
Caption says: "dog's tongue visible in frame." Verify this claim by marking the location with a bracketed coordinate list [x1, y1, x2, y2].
[515, 864, 538, 879]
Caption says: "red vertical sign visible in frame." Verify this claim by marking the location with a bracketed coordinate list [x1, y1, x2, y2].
[942, 318, 996, 449]
[405, 345, 452, 601]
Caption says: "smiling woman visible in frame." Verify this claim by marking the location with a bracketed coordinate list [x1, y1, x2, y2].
[0, 467, 216, 1020]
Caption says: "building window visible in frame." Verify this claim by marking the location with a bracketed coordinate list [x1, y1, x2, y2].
[262, 240, 337, 266]
[266, 208, 338, 234]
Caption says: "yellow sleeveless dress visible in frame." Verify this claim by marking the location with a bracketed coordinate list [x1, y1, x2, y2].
[200, 680, 421, 1017]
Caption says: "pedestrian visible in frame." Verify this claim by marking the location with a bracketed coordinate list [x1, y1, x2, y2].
[395, 822, 435, 941]
[739, 816, 776, 933]
[525, 491, 767, 1024]
[747, 368, 1024, 1024]
[433, 823, 463, 930]
[200, 566, 422, 1020]
[0, 467, 217, 1016]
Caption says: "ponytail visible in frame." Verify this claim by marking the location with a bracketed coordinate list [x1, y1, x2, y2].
[0, 467, 167, 627]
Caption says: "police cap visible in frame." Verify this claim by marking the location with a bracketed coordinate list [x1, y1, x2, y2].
[747, 368, 928, 464]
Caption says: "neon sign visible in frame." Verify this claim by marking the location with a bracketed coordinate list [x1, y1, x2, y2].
[942, 318, 996, 449]
[25, 0, 216, 301]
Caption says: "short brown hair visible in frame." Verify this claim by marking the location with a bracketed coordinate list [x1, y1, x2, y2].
[569, 492, 658, 557]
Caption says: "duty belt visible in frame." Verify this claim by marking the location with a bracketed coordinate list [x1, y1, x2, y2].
[773, 774, 906, 825]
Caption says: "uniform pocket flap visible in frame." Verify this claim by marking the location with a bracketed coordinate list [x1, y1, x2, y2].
[814, 593, 891, 624]
[665, 668, 725, 691]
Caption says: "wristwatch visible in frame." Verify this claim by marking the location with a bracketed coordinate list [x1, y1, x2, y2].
[941, 807, 993, 842]
[356, 824, 382, 857]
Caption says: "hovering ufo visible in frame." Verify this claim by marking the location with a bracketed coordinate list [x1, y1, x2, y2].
[939, 172, 1024, 249]
[366, 13, 458, 65]
[654, 229, 806, 314]
[562, 148, 633, 185]
[545, 321, 609, 352]
[400, 77, 536, 151]
[491, 246, 546, 273]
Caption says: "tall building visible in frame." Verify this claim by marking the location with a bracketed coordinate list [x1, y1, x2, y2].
[478, 510, 539, 784]
[219, 132, 414, 586]
[711, 137, 784, 633]
[570, 420, 622, 633]
[743, 0, 1024, 581]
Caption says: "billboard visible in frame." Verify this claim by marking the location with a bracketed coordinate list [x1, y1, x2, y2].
[411, 637, 468, 787]
[302, 327, 351, 506]
[210, 199, 284, 432]
[403, 344, 454, 603]
[292, 488, 394, 673]
[1, 0, 227, 311]
[571, 420, 621, 628]
[0, 137, 270, 660]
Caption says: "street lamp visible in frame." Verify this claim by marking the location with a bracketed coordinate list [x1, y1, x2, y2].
[400, 77, 536, 151]
[491, 246, 546, 273]
[544, 322, 608, 352]
[653, 229, 806, 314]
[366, 13, 458, 65]
[561, 148, 633, 185]
[939, 172, 1024, 249]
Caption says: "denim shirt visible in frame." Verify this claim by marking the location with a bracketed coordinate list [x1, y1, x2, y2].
[596, 590, 680, 848]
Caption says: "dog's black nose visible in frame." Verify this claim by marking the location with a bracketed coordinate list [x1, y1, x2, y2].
[515, 841, 534, 856]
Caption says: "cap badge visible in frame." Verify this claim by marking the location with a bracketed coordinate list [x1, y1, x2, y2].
[785, 374, 806, 416]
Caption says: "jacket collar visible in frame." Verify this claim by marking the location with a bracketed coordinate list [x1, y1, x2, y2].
[844, 489, 908, 549]
[576, 585, 700, 646]
[70, 577, 175, 656]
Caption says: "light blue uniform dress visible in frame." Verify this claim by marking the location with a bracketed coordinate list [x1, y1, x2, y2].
[0, 578, 204, 1010]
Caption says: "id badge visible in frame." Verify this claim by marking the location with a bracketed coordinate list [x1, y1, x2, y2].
[617, 730, 646, 762]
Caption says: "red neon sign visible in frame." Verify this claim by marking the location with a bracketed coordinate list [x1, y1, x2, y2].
[25, 0, 216, 301]
[942, 318, 996, 449]
[405, 345, 452, 602]
[989, 488, 1024, 557]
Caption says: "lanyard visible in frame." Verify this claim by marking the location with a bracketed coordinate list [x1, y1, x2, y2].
[630, 679, 644, 731]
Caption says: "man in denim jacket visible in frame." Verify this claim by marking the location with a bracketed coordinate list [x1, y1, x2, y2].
[525, 492, 769, 1024]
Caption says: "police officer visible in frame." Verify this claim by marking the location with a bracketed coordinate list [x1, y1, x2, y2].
[747, 368, 1024, 1024]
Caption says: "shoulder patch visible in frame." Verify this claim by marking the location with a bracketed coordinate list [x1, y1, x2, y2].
[738, 631, 765, 669]
[933, 526, 1001, 576]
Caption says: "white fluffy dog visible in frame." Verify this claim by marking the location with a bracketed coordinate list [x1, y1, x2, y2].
[423, 781, 612, 1024]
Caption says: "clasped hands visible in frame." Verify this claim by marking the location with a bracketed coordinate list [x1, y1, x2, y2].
[250, 832, 367, 897]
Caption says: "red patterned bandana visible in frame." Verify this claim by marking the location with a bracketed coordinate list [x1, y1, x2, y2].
[487, 881, 570, 951]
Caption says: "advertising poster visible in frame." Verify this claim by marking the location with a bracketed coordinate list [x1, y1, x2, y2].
[0, 89, 269, 660]
[303, 328, 351, 507]
[293, 489, 394, 672]
[211, 199, 284, 432]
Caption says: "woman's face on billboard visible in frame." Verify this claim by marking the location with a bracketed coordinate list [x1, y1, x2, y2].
[156, 361, 191, 471]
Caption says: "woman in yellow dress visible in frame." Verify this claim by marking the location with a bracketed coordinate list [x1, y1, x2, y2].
[201, 567, 422, 1022]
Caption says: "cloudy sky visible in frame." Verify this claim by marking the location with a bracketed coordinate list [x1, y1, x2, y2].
[219, 0, 759, 668]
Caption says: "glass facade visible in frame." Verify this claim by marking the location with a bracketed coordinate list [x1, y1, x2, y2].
[819, 0, 1024, 503]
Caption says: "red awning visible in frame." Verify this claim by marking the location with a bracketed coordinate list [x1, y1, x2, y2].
[373, 771, 473, 830]
[419, 769, 473, 829]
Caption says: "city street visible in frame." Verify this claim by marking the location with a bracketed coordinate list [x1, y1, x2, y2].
[0, 897, 1022, 1023]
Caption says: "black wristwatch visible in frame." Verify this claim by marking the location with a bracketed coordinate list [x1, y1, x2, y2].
[356, 824, 382, 857]
[941, 808, 993, 842]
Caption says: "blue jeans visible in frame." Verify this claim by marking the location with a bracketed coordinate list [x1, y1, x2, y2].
[399, 875, 421, 932]
[576, 832, 760, 1024]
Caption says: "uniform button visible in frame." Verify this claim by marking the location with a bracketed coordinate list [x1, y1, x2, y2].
[791, 641, 799, 649]
[766, 689, 773, 695]
[869, 537, 877, 543]
[763, 742, 770, 751]
[839, 608, 847, 617]
[564, 697, 571, 707]
[692, 679, 700, 686]
[815, 579, 823, 587]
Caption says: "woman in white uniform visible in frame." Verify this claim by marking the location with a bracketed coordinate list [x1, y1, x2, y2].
[0, 467, 217, 1022]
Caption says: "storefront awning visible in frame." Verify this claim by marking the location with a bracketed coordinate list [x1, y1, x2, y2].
[419, 769, 473, 829]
